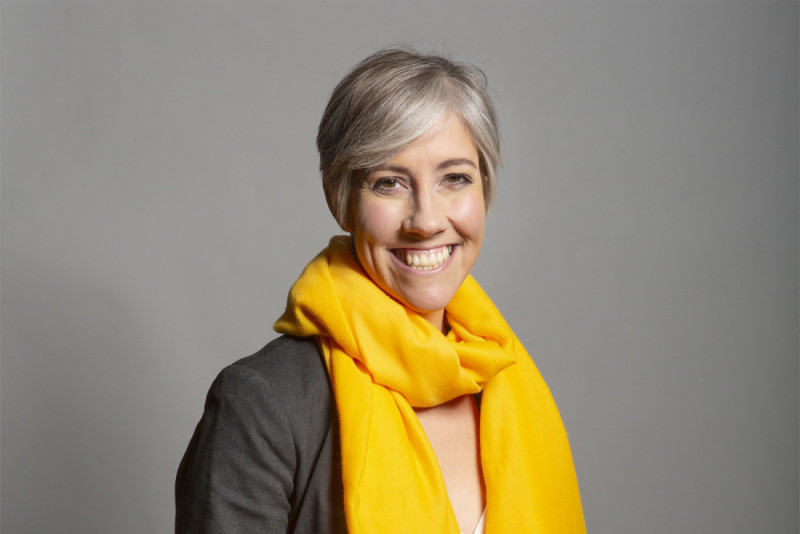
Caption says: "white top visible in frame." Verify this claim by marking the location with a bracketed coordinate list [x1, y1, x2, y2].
[461, 508, 486, 534]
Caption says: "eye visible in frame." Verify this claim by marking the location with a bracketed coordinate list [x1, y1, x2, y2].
[442, 173, 473, 186]
[370, 177, 404, 194]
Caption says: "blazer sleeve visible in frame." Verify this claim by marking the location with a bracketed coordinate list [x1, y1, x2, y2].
[175, 362, 296, 533]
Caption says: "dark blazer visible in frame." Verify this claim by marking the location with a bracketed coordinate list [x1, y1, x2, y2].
[175, 336, 348, 533]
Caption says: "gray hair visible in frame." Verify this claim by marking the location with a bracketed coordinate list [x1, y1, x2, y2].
[317, 47, 501, 228]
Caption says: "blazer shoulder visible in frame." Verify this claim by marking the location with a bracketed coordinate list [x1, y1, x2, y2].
[220, 335, 333, 433]
[232, 334, 326, 385]
[176, 335, 343, 533]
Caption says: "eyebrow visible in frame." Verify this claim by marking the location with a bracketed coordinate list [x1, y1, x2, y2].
[437, 158, 477, 170]
[371, 158, 477, 174]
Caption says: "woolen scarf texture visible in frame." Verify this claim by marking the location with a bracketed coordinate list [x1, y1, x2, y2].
[275, 236, 585, 533]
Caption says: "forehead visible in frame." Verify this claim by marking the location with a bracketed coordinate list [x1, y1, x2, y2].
[383, 117, 479, 166]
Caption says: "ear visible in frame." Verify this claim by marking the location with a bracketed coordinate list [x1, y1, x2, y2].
[325, 192, 352, 232]
[324, 188, 350, 233]
[340, 207, 357, 232]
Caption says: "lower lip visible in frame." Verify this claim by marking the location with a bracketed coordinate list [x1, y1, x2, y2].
[391, 247, 457, 274]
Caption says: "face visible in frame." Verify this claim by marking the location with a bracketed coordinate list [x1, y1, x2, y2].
[347, 117, 486, 331]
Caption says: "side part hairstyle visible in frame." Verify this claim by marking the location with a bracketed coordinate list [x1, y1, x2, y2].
[317, 47, 501, 228]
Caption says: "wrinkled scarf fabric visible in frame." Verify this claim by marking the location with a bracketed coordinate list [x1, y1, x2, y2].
[275, 236, 585, 533]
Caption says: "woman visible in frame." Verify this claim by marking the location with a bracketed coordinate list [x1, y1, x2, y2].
[176, 47, 585, 533]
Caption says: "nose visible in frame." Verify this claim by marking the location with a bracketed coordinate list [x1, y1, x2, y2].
[402, 187, 447, 237]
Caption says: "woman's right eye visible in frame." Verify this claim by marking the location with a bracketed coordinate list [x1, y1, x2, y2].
[371, 177, 401, 192]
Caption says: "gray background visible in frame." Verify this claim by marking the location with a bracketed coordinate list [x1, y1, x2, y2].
[2, 1, 797, 533]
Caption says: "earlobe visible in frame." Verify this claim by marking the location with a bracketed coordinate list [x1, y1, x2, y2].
[339, 210, 353, 232]
[325, 189, 351, 231]
[340, 194, 360, 233]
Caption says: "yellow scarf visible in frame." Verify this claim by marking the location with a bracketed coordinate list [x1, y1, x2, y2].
[275, 236, 585, 533]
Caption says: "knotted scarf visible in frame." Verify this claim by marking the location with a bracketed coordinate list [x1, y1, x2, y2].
[274, 236, 585, 533]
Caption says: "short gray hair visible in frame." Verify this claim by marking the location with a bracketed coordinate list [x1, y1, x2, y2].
[317, 47, 501, 227]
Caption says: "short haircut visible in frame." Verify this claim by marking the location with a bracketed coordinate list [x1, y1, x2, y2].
[317, 47, 501, 228]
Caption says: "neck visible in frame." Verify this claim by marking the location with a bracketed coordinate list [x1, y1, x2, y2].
[421, 309, 446, 333]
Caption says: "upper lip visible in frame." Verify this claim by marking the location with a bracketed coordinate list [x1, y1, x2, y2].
[390, 244, 455, 266]
[390, 244, 455, 253]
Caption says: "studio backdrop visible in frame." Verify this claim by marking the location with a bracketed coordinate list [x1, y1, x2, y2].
[2, 2, 797, 533]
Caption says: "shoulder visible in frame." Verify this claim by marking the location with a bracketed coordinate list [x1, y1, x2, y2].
[176, 336, 342, 532]
[211, 335, 332, 427]
[227, 335, 327, 389]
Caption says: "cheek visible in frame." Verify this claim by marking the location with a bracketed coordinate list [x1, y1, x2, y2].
[453, 193, 486, 240]
[354, 198, 400, 244]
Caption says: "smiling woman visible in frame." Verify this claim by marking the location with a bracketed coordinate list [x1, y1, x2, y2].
[351, 117, 486, 330]
[176, 47, 586, 534]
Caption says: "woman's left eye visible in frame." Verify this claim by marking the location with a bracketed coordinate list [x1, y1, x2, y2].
[443, 174, 473, 186]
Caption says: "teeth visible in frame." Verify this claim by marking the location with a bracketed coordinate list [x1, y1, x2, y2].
[396, 246, 453, 271]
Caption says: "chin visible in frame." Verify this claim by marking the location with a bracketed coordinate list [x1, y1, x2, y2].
[397, 289, 458, 316]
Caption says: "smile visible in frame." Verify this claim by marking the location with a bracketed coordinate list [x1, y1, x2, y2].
[392, 245, 454, 271]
